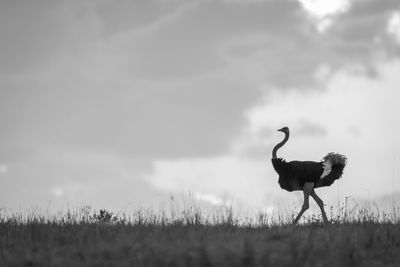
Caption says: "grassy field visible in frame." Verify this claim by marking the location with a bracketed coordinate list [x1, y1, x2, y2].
[1, 205, 400, 267]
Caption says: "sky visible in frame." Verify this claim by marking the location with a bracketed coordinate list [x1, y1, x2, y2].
[1, 0, 400, 213]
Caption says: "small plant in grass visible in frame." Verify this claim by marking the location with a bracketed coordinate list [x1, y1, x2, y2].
[92, 209, 118, 223]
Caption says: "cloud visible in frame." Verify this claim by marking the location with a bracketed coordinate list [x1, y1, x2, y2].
[193, 192, 232, 206]
[0, 164, 7, 174]
[297, 0, 351, 32]
[111, 0, 306, 81]
[1, 0, 400, 209]
[388, 12, 400, 43]
[2, 0, 399, 82]
[0, 76, 260, 160]
[0, 0, 102, 75]
[148, 156, 272, 208]
[1, 0, 399, 161]
[149, 61, 400, 208]
[298, 0, 350, 18]
[0, 148, 159, 210]
[93, 0, 187, 37]
[323, 0, 400, 73]
[297, 120, 328, 137]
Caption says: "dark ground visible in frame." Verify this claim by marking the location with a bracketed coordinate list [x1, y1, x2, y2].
[1, 219, 400, 267]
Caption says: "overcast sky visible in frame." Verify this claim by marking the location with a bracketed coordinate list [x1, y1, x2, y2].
[1, 0, 400, 213]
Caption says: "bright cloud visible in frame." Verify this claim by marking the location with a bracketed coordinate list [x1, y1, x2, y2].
[149, 156, 272, 209]
[297, 0, 351, 32]
[194, 192, 232, 206]
[297, 0, 350, 18]
[388, 12, 400, 43]
[149, 61, 400, 209]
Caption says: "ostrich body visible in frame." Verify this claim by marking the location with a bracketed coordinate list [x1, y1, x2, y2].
[271, 127, 347, 224]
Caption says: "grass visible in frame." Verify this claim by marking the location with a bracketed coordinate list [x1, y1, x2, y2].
[0, 203, 400, 267]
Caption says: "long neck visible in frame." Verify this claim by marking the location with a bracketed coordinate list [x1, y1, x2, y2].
[272, 132, 289, 158]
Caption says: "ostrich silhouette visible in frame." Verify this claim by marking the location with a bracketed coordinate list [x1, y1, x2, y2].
[271, 126, 347, 224]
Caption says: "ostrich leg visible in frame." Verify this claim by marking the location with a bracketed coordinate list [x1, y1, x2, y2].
[310, 190, 329, 224]
[293, 182, 314, 224]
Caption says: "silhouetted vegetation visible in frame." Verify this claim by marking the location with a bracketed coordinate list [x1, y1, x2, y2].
[0, 203, 400, 267]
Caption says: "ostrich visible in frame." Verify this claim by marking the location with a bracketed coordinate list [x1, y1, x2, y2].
[271, 126, 347, 224]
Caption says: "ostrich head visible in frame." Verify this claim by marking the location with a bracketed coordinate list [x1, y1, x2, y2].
[277, 126, 289, 134]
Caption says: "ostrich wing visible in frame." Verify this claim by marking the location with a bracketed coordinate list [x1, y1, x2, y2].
[286, 160, 324, 181]
[272, 158, 324, 191]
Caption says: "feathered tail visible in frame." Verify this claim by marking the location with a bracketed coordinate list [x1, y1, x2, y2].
[316, 152, 347, 188]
